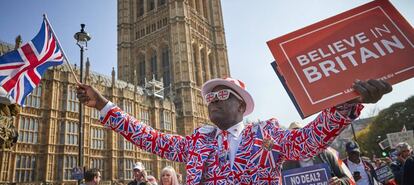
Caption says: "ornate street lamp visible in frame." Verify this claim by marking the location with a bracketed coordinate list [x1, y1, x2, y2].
[74, 24, 91, 185]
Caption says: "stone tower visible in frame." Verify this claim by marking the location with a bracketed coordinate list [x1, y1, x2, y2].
[118, 0, 230, 135]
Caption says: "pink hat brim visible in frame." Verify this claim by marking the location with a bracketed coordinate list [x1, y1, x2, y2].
[202, 79, 254, 116]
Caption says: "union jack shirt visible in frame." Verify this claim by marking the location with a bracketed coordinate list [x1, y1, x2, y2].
[99, 102, 363, 184]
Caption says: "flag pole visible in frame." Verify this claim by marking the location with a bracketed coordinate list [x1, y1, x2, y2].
[42, 14, 81, 84]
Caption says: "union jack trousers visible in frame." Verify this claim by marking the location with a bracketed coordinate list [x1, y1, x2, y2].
[99, 103, 363, 185]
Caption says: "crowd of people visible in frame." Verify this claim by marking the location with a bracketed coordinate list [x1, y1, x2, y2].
[337, 140, 413, 185]
[74, 113, 414, 185]
[75, 76, 412, 185]
[82, 162, 183, 185]
[280, 122, 414, 185]
[80, 140, 413, 185]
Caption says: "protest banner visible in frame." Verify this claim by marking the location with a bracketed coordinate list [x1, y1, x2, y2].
[282, 163, 331, 185]
[267, 0, 414, 118]
[386, 130, 414, 148]
[378, 138, 390, 150]
[72, 167, 84, 180]
[375, 165, 394, 183]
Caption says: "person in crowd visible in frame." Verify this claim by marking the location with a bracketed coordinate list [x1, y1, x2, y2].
[147, 175, 158, 185]
[384, 157, 393, 166]
[282, 122, 354, 185]
[344, 141, 379, 185]
[390, 142, 412, 185]
[402, 146, 414, 185]
[83, 168, 101, 185]
[128, 162, 151, 185]
[373, 158, 385, 169]
[176, 173, 183, 185]
[77, 77, 391, 184]
[159, 166, 179, 185]
[113, 180, 125, 185]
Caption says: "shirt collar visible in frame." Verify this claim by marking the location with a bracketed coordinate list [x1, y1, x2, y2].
[216, 121, 245, 138]
[348, 158, 363, 166]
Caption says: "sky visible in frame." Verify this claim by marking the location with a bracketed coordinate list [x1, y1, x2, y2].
[0, 0, 413, 128]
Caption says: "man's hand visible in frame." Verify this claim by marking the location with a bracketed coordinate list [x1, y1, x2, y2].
[76, 84, 108, 110]
[351, 79, 392, 104]
[328, 176, 341, 185]
[353, 172, 362, 182]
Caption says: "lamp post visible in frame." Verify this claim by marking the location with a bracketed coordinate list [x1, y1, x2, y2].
[74, 24, 91, 185]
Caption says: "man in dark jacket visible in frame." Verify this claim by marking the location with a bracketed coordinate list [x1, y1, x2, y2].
[344, 141, 378, 185]
[390, 142, 412, 185]
[402, 152, 414, 185]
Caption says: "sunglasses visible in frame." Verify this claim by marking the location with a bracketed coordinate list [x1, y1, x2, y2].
[204, 89, 243, 105]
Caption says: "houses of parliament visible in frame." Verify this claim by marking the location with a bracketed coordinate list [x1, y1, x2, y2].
[0, 0, 230, 184]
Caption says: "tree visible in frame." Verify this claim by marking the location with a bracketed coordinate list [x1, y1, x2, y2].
[356, 96, 414, 157]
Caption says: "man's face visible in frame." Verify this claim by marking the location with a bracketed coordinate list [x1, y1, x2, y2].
[348, 151, 360, 163]
[207, 85, 246, 129]
[133, 169, 143, 181]
[94, 172, 101, 185]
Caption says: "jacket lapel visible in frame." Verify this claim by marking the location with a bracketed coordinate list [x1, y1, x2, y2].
[231, 124, 255, 178]
[188, 128, 217, 184]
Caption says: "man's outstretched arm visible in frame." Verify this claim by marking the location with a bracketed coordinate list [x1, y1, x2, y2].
[277, 79, 392, 160]
[76, 84, 189, 162]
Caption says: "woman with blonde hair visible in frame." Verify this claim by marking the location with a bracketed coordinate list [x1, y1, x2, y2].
[159, 166, 179, 185]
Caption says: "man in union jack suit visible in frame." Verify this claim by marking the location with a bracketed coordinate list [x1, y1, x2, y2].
[77, 77, 391, 184]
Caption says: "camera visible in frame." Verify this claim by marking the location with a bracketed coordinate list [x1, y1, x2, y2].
[353, 171, 360, 176]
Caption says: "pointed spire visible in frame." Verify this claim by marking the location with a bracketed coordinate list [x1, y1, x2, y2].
[15, 35, 22, 49]
[111, 67, 116, 87]
[85, 57, 90, 78]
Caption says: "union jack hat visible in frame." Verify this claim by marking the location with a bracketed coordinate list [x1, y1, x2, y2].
[202, 77, 254, 116]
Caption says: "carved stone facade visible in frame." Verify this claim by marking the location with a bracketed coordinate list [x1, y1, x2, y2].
[0, 0, 229, 183]
[117, 0, 230, 136]
[0, 51, 178, 184]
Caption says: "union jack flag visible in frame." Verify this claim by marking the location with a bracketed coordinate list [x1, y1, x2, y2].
[0, 18, 64, 105]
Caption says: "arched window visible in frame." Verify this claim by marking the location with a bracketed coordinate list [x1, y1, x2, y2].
[18, 117, 39, 144]
[91, 127, 106, 150]
[195, 0, 200, 13]
[188, 0, 194, 8]
[192, 44, 201, 86]
[161, 47, 170, 87]
[150, 51, 157, 79]
[200, 49, 206, 82]
[15, 155, 36, 182]
[67, 86, 79, 112]
[158, 0, 166, 6]
[209, 53, 215, 78]
[25, 84, 42, 108]
[137, 0, 144, 17]
[202, 0, 209, 18]
[137, 55, 145, 85]
[148, 0, 155, 11]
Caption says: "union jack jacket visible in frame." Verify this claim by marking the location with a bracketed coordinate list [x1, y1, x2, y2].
[99, 103, 363, 185]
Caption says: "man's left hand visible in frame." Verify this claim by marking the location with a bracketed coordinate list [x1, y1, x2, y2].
[351, 79, 392, 104]
[328, 176, 341, 185]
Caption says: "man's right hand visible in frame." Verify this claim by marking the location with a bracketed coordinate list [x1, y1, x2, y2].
[353, 173, 362, 181]
[76, 84, 108, 110]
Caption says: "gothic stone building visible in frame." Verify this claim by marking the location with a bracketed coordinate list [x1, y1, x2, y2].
[0, 57, 179, 184]
[117, 0, 230, 135]
[0, 0, 230, 184]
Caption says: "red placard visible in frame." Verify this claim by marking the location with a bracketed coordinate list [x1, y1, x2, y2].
[267, 0, 414, 118]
